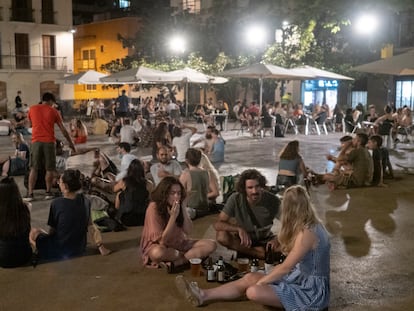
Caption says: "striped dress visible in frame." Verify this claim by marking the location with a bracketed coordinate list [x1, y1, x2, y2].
[272, 224, 330, 311]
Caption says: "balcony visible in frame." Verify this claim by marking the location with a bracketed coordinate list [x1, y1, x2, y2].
[0, 55, 67, 71]
[42, 9, 56, 24]
[10, 8, 34, 22]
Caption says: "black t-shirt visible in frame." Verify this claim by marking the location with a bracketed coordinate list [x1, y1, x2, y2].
[47, 194, 89, 257]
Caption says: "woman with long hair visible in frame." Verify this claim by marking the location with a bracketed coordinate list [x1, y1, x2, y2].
[30, 169, 110, 261]
[70, 118, 88, 144]
[140, 176, 216, 272]
[114, 159, 153, 226]
[176, 185, 330, 310]
[0, 176, 32, 267]
[276, 140, 308, 190]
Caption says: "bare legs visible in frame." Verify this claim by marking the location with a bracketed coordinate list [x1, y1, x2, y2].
[216, 231, 265, 259]
[148, 239, 216, 267]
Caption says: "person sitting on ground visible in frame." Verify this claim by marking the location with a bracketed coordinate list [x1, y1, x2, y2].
[140, 176, 216, 272]
[116, 142, 138, 181]
[120, 118, 140, 146]
[209, 128, 225, 169]
[70, 118, 88, 144]
[175, 185, 330, 310]
[315, 133, 373, 190]
[172, 124, 198, 165]
[108, 117, 122, 144]
[0, 176, 32, 268]
[326, 135, 354, 174]
[113, 159, 153, 226]
[150, 146, 182, 186]
[179, 148, 219, 219]
[367, 135, 387, 187]
[29, 169, 111, 261]
[1, 133, 30, 177]
[91, 148, 118, 182]
[0, 115, 12, 136]
[214, 169, 281, 259]
[276, 140, 308, 190]
[13, 111, 31, 136]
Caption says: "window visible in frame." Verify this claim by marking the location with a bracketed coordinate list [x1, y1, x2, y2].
[395, 80, 414, 110]
[119, 0, 130, 9]
[351, 91, 368, 108]
[42, 35, 56, 69]
[11, 0, 33, 22]
[42, 0, 54, 24]
[15, 33, 30, 69]
[82, 49, 96, 69]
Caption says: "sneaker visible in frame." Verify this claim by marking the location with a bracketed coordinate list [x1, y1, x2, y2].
[175, 275, 202, 307]
[44, 192, 56, 200]
[23, 193, 34, 202]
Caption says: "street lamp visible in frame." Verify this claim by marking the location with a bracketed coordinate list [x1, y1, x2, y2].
[169, 35, 186, 54]
[355, 14, 379, 35]
[246, 25, 267, 48]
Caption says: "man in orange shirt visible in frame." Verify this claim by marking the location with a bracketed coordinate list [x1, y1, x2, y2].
[24, 92, 76, 201]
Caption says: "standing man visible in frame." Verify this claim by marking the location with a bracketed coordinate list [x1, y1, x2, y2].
[116, 90, 129, 121]
[15, 90, 23, 112]
[214, 169, 280, 259]
[24, 92, 76, 201]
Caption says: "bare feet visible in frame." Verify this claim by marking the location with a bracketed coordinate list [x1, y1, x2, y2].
[98, 245, 112, 256]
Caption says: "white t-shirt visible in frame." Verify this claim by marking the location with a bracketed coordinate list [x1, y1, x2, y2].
[150, 161, 182, 185]
[116, 153, 138, 181]
[172, 131, 193, 162]
[120, 125, 137, 145]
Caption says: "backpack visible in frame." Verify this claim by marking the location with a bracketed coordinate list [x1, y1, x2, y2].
[221, 174, 240, 203]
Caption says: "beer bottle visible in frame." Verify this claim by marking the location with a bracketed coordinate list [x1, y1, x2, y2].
[206, 257, 216, 282]
[217, 256, 226, 283]
[250, 258, 259, 272]
[264, 244, 275, 273]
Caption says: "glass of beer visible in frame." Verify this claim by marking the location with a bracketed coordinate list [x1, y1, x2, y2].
[189, 258, 202, 277]
[237, 258, 249, 272]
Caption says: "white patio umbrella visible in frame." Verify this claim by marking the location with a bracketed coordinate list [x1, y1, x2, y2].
[160, 67, 228, 115]
[99, 66, 170, 84]
[55, 70, 107, 84]
[221, 63, 313, 110]
[288, 65, 354, 80]
[351, 50, 414, 76]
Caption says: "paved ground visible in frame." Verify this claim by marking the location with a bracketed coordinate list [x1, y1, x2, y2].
[1, 121, 414, 311]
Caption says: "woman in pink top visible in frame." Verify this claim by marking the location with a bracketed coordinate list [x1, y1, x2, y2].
[140, 176, 216, 272]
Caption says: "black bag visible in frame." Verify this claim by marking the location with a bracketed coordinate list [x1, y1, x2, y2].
[274, 125, 284, 137]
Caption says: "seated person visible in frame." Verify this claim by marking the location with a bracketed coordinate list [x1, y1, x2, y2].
[326, 135, 354, 174]
[208, 128, 225, 168]
[315, 133, 373, 190]
[140, 176, 216, 272]
[13, 111, 30, 136]
[91, 148, 118, 182]
[113, 159, 152, 226]
[91, 117, 109, 135]
[0, 176, 32, 268]
[150, 146, 182, 186]
[70, 118, 88, 144]
[176, 185, 330, 311]
[0, 115, 12, 136]
[1, 133, 30, 177]
[179, 148, 219, 219]
[276, 140, 308, 190]
[214, 169, 281, 259]
[120, 118, 140, 146]
[29, 169, 111, 261]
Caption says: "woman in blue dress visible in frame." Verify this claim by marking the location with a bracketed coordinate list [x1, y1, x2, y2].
[176, 185, 330, 310]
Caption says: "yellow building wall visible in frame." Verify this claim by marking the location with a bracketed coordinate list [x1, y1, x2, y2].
[73, 17, 141, 101]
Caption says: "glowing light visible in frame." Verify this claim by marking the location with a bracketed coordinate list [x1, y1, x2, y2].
[355, 14, 379, 35]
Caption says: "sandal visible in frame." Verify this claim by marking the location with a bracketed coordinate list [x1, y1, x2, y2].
[175, 275, 202, 307]
[159, 261, 175, 274]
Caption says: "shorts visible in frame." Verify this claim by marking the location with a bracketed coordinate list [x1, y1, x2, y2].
[30, 142, 56, 170]
[116, 111, 128, 118]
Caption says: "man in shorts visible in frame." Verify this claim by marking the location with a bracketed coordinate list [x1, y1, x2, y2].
[24, 92, 76, 201]
[214, 169, 280, 259]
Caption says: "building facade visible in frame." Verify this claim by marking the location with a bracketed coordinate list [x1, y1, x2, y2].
[0, 0, 74, 115]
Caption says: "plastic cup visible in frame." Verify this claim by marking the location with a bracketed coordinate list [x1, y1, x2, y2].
[237, 258, 249, 272]
[189, 258, 202, 277]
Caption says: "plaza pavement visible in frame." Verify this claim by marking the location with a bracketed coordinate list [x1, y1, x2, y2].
[1, 121, 414, 311]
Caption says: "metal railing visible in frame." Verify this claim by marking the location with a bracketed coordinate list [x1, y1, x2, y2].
[10, 8, 34, 22]
[0, 55, 67, 71]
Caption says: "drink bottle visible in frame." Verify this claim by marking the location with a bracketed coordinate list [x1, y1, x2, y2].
[217, 256, 226, 283]
[264, 244, 275, 273]
[206, 257, 216, 282]
[250, 258, 259, 272]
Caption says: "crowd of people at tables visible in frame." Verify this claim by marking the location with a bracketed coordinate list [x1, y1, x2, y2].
[0, 90, 410, 310]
